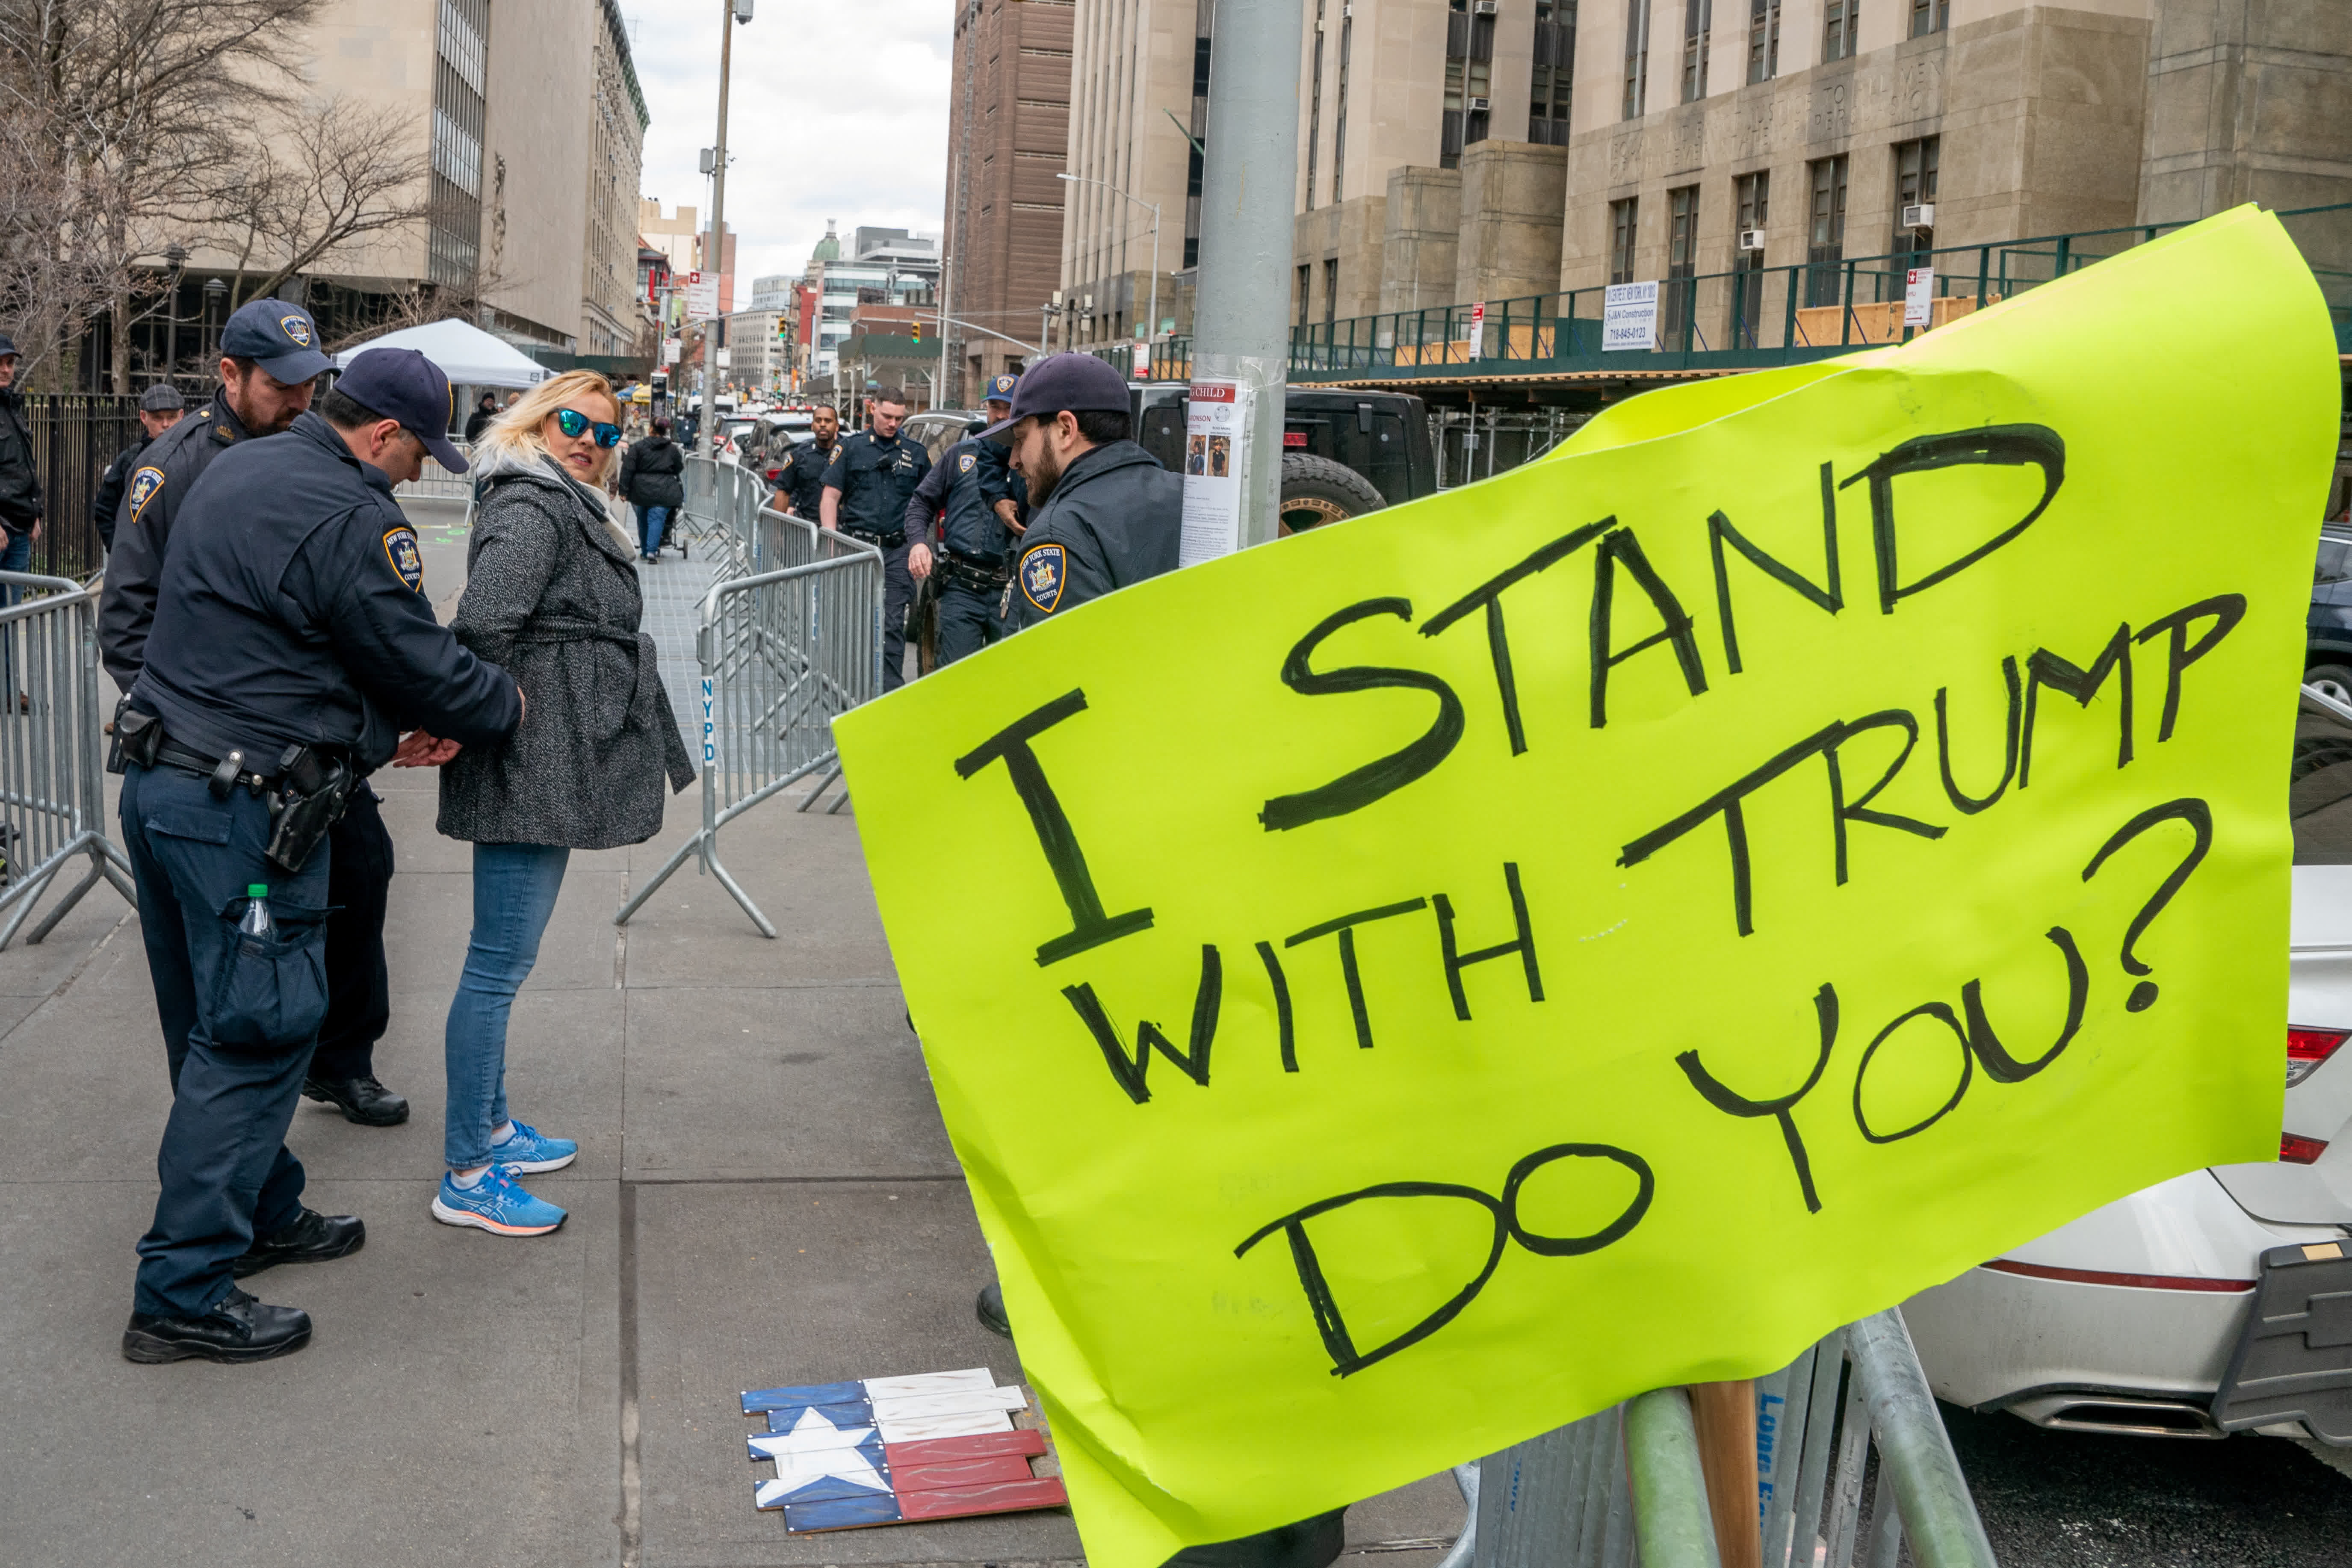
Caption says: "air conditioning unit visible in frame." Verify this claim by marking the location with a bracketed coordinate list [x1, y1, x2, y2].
[1469, 96, 1491, 111]
[1473, 0, 1499, 12]
[1902, 202, 1935, 230]
[1738, 228, 1765, 251]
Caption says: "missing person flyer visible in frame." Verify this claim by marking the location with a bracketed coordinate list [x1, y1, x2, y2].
[1179, 379, 1247, 566]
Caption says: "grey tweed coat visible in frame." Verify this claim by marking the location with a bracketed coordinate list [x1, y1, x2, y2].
[437, 453, 696, 848]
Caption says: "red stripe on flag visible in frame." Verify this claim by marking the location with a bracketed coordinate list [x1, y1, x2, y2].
[895, 1477, 1070, 1522]
[893, 1454, 1037, 1494]
[885, 1429, 1047, 1469]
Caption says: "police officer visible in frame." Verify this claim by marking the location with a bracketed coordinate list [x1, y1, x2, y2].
[977, 372, 1030, 533]
[902, 377, 1025, 665]
[988, 354, 1181, 631]
[771, 403, 841, 521]
[115, 348, 523, 1365]
[92, 384, 187, 553]
[820, 393, 932, 690]
[99, 298, 414, 1129]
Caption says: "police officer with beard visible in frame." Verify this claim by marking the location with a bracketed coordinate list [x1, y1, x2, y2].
[820, 395, 931, 690]
[99, 297, 416, 1131]
[771, 403, 841, 521]
[987, 354, 1180, 630]
[899, 374, 1025, 664]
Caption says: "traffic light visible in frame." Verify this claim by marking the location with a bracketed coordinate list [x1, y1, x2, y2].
[910, 318, 922, 347]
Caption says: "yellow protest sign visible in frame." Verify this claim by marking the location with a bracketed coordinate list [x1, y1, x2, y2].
[835, 206, 2339, 1568]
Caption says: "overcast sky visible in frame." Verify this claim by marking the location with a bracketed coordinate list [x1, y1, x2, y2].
[623, 0, 953, 287]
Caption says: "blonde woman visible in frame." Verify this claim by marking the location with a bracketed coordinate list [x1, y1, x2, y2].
[419, 370, 694, 1237]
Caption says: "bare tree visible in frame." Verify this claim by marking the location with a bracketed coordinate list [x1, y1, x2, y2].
[215, 95, 429, 312]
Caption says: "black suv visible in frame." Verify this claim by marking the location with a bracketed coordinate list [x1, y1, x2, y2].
[1130, 385, 1436, 532]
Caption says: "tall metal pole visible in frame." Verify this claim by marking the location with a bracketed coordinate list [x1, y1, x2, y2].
[701, 0, 736, 421]
[1191, 0, 1303, 549]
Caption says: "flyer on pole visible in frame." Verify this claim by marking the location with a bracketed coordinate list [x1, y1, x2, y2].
[1179, 379, 1247, 567]
[1904, 266, 1936, 327]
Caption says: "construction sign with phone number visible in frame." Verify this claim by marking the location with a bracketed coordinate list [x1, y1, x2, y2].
[835, 206, 2340, 1568]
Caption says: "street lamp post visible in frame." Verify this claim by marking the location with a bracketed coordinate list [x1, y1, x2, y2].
[202, 276, 228, 362]
[1058, 173, 1159, 369]
[162, 244, 187, 387]
[703, 0, 753, 434]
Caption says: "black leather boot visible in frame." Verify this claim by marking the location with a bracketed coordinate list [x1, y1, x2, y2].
[302, 1074, 409, 1126]
[233, 1208, 366, 1278]
[122, 1287, 313, 1364]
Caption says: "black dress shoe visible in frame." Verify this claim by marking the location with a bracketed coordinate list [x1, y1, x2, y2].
[122, 1287, 312, 1364]
[302, 1074, 409, 1126]
[232, 1208, 366, 1278]
[976, 1282, 1013, 1341]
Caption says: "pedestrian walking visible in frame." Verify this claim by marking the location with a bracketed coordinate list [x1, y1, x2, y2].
[93, 384, 187, 553]
[464, 392, 498, 443]
[771, 404, 839, 520]
[988, 353, 1182, 631]
[112, 346, 522, 1365]
[820, 394, 931, 690]
[425, 370, 695, 1239]
[97, 298, 416, 1128]
[617, 416, 686, 561]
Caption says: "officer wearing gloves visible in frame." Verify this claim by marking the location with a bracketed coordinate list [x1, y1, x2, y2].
[987, 354, 1182, 632]
[820, 395, 931, 690]
[113, 347, 522, 1366]
[901, 386, 1021, 665]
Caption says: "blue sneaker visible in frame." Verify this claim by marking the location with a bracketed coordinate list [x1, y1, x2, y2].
[431, 1168, 567, 1237]
[489, 1119, 576, 1174]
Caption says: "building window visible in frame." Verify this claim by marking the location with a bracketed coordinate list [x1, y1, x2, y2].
[1184, 9, 1211, 273]
[1305, 0, 1325, 209]
[1731, 170, 1767, 343]
[428, 0, 489, 288]
[1622, 0, 1652, 119]
[1529, 0, 1575, 145]
[1333, 5, 1355, 196]
[1442, 0, 1495, 169]
[1894, 135, 1938, 253]
[1324, 258, 1340, 324]
[1805, 154, 1848, 307]
[1609, 197, 1640, 284]
[1822, 0, 1856, 62]
[1746, 0, 1778, 82]
[1909, 0, 1947, 36]
[1680, 0, 1710, 103]
[1297, 264, 1312, 328]
[1663, 184, 1698, 343]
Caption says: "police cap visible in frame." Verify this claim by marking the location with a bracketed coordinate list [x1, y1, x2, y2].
[220, 298, 332, 384]
[337, 347, 469, 474]
[981, 353, 1127, 446]
[0, 332, 17, 358]
[986, 372, 1019, 403]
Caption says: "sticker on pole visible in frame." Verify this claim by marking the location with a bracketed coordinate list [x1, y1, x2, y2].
[1179, 379, 1247, 567]
[834, 207, 2339, 1568]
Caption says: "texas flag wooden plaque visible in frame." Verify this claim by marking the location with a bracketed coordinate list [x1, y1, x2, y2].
[740, 1366, 1070, 1532]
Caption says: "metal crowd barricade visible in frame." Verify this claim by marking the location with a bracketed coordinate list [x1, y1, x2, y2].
[1470, 1308, 1996, 1568]
[391, 440, 475, 503]
[0, 572, 136, 948]
[669, 455, 765, 582]
[614, 476, 883, 937]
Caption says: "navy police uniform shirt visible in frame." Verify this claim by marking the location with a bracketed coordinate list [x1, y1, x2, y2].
[821, 428, 931, 538]
[98, 388, 249, 689]
[129, 411, 521, 772]
[978, 438, 1029, 530]
[772, 436, 836, 520]
[1005, 439, 1183, 632]
[901, 436, 1014, 565]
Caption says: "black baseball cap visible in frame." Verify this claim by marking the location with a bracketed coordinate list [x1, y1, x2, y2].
[0, 333, 17, 358]
[981, 353, 1130, 445]
[337, 347, 467, 473]
[221, 298, 331, 383]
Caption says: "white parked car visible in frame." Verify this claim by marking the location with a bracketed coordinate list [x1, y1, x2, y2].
[1906, 681, 2352, 1444]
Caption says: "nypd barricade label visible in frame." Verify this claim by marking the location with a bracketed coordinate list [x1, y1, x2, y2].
[703, 676, 716, 762]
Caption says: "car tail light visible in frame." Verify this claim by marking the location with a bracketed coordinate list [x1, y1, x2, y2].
[2289, 1028, 2348, 1087]
[2282, 1133, 2330, 1164]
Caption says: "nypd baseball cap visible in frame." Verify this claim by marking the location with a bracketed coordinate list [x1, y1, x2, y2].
[985, 372, 1019, 403]
[221, 298, 331, 383]
[336, 347, 467, 474]
[981, 353, 1129, 446]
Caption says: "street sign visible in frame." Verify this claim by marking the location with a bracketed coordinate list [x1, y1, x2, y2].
[1602, 281, 1660, 351]
[717, 347, 733, 367]
[664, 338, 683, 364]
[1466, 302, 1486, 360]
[1904, 265, 1936, 327]
[686, 270, 720, 321]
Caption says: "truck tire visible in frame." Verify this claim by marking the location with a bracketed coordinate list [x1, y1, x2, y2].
[1279, 453, 1388, 534]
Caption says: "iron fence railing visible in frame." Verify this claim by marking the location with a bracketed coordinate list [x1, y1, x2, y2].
[15, 393, 146, 581]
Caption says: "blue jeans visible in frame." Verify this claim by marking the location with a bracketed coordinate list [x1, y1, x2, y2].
[443, 842, 569, 1169]
[121, 762, 333, 1317]
[637, 504, 671, 557]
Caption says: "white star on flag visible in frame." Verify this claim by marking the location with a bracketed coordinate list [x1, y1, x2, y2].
[751, 1406, 888, 1500]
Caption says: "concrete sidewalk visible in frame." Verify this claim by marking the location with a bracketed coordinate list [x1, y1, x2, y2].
[0, 499, 1462, 1568]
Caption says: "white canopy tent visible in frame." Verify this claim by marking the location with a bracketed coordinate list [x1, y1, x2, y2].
[331, 318, 550, 390]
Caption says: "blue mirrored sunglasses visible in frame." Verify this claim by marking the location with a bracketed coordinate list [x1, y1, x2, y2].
[555, 408, 623, 447]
